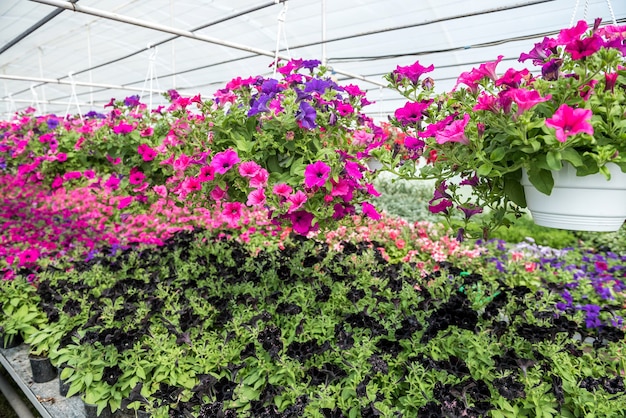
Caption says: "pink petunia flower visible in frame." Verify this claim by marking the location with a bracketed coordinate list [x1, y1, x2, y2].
[508, 88, 551, 117]
[287, 190, 308, 213]
[238, 161, 262, 178]
[273, 183, 293, 198]
[210, 185, 228, 201]
[246, 188, 266, 207]
[173, 154, 192, 172]
[153, 185, 168, 198]
[545, 104, 594, 142]
[181, 176, 202, 194]
[435, 113, 470, 145]
[249, 169, 269, 189]
[221, 202, 243, 226]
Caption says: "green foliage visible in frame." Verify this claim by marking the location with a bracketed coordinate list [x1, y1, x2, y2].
[574, 223, 626, 253]
[372, 176, 440, 223]
[487, 215, 579, 248]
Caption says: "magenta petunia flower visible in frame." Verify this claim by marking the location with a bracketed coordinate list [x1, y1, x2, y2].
[557, 20, 588, 44]
[117, 196, 134, 210]
[304, 160, 331, 188]
[435, 113, 470, 145]
[428, 199, 453, 214]
[105, 174, 120, 191]
[545, 104, 594, 142]
[138, 144, 158, 162]
[365, 183, 381, 197]
[63, 171, 82, 181]
[17, 248, 39, 266]
[565, 34, 603, 60]
[198, 165, 216, 182]
[210, 149, 240, 174]
[290, 210, 316, 235]
[129, 170, 146, 185]
[51, 176, 63, 189]
[343, 161, 363, 180]
[393, 60, 435, 84]
[113, 122, 134, 135]
[361, 202, 381, 220]
[394, 100, 432, 125]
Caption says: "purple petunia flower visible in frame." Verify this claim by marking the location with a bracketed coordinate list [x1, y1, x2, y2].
[296, 101, 317, 129]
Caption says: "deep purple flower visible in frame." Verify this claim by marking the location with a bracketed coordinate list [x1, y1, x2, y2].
[301, 59, 321, 70]
[296, 101, 317, 129]
[261, 79, 283, 95]
[248, 93, 274, 116]
[124, 95, 141, 107]
[541, 59, 562, 81]
[458, 204, 483, 220]
[46, 117, 59, 130]
[519, 36, 557, 65]
[84, 111, 106, 119]
[304, 78, 334, 94]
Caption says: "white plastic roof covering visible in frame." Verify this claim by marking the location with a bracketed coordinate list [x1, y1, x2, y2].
[1, 0, 625, 120]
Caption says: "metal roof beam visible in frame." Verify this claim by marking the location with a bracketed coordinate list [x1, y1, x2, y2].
[0, 0, 78, 55]
[28, 0, 387, 87]
[0, 74, 164, 94]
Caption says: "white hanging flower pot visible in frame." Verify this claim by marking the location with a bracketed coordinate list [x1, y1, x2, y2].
[521, 163, 626, 232]
[366, 157, 383, 171]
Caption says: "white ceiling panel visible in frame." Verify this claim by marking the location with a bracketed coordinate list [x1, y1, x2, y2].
[1, 0, 624, 119]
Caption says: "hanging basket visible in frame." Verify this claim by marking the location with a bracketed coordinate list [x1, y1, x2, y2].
[521, 163, 626, 232]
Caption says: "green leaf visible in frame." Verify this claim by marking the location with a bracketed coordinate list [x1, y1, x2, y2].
[84, 372, 93, 387]
[528, 168, 554, 195]
[60, 367, 74, 380]
[546, 150, 562, 171]
[490, 147, 507, 162]
[560, 148, 583, 167]
[477, 162, 493, 176]
[135, 366, 146, 380]
[65, 381, 83, 398]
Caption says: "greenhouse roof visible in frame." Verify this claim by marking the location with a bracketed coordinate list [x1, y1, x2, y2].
[1, 0, 625, 120]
